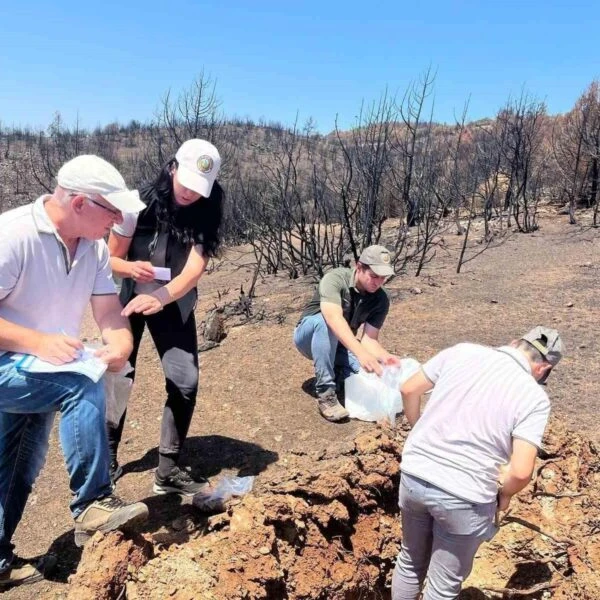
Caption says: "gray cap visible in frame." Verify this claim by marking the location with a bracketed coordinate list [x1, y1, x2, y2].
[521, 326, 564, 366]
[358, 245, 394, 277]
[521, 326, 563, 384]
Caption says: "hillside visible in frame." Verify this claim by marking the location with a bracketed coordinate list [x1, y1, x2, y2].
[3, 212, 599, 599]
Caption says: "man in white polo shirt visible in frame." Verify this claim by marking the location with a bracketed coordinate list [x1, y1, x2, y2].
[0, 155, 150, 589]
[392, 327, 563, 600]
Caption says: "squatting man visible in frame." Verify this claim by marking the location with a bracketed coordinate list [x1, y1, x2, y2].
[294, 245, 401, 422]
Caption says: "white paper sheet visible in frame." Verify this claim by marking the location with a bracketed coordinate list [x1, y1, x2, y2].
[14, 346, 108, 383]
[153, 267, 172, 281]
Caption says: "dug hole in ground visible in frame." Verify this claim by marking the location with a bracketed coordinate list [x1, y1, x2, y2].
[64, 415, 600, 600]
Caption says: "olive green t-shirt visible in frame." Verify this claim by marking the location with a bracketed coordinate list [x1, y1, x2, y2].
[299, 267, 390, 334]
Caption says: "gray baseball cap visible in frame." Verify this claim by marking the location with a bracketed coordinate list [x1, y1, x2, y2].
[521, 326, 564, 383]
[358, 245, 394, 277]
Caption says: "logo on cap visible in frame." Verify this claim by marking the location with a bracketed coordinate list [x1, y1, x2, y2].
[381, 252, 391, 263]
[197, 156, 214, 173]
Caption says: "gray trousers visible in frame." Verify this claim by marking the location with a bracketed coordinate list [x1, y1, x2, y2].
[107, 302, 199, 461]
[392, 472, 497, 600]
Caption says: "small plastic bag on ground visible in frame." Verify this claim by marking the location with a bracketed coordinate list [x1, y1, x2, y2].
[104, 362, 134, 427]
[344, 357, 421, 425]
[192, 475, 255, 512]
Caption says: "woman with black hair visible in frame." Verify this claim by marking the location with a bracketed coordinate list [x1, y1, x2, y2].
[107, 139, 223, 496]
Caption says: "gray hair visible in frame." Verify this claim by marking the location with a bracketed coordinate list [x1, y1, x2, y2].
[54, 185, 75, 206]
[515, 339, 546, 364]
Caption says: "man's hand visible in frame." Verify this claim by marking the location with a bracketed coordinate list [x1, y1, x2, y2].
[497, 463, 509, 488]
[498, 491, 512, 512]
[121, 294, 163, 317]
[129, 261, 155, 283]
[356, 348, 383, 376]
[94, 344, 131, 373]
[35, 333, 83, 365]
[382, 353, 402, 366]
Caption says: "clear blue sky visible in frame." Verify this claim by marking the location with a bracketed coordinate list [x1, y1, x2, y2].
[1, 0, 599, 134]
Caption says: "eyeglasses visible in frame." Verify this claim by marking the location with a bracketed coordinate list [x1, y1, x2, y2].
[86, 197, 121, 216]
[69, 192, 121, 217]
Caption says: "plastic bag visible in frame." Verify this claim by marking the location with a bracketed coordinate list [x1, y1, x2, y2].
[345, 357, 421, 425]
[192, 475, 255, 512]
[104, 362, 134, 427]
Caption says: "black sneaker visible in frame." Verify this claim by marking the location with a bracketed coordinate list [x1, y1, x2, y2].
[0, 555, 57, 589]
[153, 466, 210, 497]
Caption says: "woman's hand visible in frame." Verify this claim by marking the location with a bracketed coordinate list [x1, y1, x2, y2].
[121, 294, 163, 317]
[129, 261, 155, 283]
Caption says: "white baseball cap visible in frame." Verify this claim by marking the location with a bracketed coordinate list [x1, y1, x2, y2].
[57, 155, 145, 213]
[175, 139, 221, 197]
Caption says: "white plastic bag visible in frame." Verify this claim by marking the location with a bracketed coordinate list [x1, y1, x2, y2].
[192, 475, 255, 512]
[104, 362, 134, 427]
[345, 357, 421, 425]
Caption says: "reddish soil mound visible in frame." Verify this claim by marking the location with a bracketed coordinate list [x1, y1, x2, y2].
[64, 417, 600, 599]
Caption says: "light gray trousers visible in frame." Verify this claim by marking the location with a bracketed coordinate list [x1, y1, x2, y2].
[392, 472, 497, 600]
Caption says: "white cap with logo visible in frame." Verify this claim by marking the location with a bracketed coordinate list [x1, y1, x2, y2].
[57, 155, 145, 213]
[175, 139, 222, 197]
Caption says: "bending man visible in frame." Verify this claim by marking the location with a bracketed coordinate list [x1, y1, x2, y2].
[392, 327, 563, 599]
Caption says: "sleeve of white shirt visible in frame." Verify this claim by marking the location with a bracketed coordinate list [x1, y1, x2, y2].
[92, 241, 118, 296]
[421, 346, 456, 384]
[0, 233, 22, 301]
[112, 212, 139, 238]
[512, 393, 551, 449]
[422, 343, 481, 384]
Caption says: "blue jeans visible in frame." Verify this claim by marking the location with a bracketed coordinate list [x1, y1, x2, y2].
[392, 472, 497, 600]
[0, 354, 112, 571]
[293, 313, 360, 396]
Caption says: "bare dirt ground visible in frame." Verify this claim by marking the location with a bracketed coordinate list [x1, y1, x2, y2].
[3, 212, 600, 599]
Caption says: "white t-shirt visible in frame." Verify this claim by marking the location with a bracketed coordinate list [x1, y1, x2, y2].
[113, 211, 139, 238]
[401, 343, 550, 503]
[112, 212, 161, 294]
[0, 196, 116, 338]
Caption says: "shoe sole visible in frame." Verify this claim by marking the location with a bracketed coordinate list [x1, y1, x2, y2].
[0, 571, 44, 589]
[153, 482, 204, 497]
[321, 413, 349, 422]
[318, 406, 350, 422]
[0, 555, 58, 588]
[74, 504, 149, 547]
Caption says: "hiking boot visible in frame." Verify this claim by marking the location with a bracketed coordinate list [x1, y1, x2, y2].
[153, 466, 210, 497]
[0, 555, 57, 589]
[110, 460, 123, 488]
[74, 494, 149, 547]
[318, 390, 349, 422]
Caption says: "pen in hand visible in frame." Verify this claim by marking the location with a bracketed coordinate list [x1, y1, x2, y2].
[43, 329, 83, 364]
